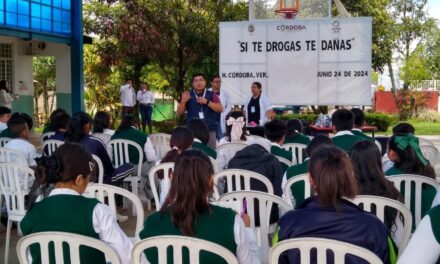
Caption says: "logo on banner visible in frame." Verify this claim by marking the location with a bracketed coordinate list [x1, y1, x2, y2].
[248, 24, 255, 34]
[276, 24, 306, 32]
[332, 21, 341, 33]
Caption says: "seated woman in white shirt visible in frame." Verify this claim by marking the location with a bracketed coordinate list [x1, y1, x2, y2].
[20, 143, 135, 264]
[139, 149, 260, 264]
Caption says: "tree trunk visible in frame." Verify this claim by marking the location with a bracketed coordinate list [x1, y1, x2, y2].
[388, 60, 397, 94]
[34, 93, 39, 127]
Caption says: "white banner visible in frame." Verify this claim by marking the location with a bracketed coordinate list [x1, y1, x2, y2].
[219, 17, 372, 105]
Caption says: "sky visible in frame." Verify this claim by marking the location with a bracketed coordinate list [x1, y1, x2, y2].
[427, 0, 440, 21]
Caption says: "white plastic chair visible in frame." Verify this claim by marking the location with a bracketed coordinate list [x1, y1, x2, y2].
[350, 195, 412, 254]
[92, 154, 104, 184]
[0, 137, 11, 147]
[148, 162, 174, 211]
[42, 139, 64, 156]
[276, 156, 293, 169]
[418, 137, 435, 147]
[107, 139, 150, 213]
[216, 142, 247, 170]
[0, 163, 34, 264]
[0, 147, 28, 164]
[212, 169, 274, 199]
[420, 145, 439, 166]
[40, 131, 55, 143]
[281, 143, 307, 164]
[149, 133, 171, 160]
[269, 237, 383, 264]
[131, 235, 239, 264]
[387, 174, 439, 226]
[84, 184, 144, 241]
[16, 231, 121, 264]
[283, 173, 312, 206]
[209, 156, 219, 173]
[219, 190, 292, 262]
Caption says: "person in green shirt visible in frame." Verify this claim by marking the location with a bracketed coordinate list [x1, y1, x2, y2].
[284, 119, 310, 145]
[0, 112, 34, 138]
[20, 143, 134, 264]
[264, 119, 294, 172]
[385, 133, 437, 228]
[139, 149, 260, 264]
[350, 108, 375, 141]
[187, 118, 217, 159]
[331, 109, 364, 152]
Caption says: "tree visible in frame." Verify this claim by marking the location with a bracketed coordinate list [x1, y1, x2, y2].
[33, 56, 56, 124]
[84, 0, 248, 101]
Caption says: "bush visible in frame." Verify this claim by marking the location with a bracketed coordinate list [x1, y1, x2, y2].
[152, 119, 178, 134]
[417, 110, 440, 122]
[276, 113, 319, 124]
[365, 113, 395, 132]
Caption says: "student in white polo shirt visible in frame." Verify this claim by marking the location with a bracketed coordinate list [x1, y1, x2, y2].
[120, 79, 136, 117]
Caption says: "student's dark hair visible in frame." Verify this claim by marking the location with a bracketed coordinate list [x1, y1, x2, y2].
[187, 118, 209, 145]
[0, 80, 7, 91]
[350, 140, 402, 229]
[0, 106, 11, 116]
[388, 133, 435, 178]
[306, 134, 332, 156]
[225, 111, 247, 142]
[8, 113, 27, 137]
[264, 119, 287, 142]
[211, 75, 220, 81]
[65, 111, 92, 143]
[52, 111, 71, 131]
[286, 119, 303, 137]
[35, 143, 93, 185]
[160, 149, 214, 236]
[308, 145, 358, 207]
[48, 108, 68, 131]
[117, 115, 138, 132]
[20, 113, 33, 130]
[191, 73, 205, 82]
[161, 127, 194, 163]
[392, 123, 415, 135]
[252, 81, 262, 90]
[351, 108, 365, 127]
[93, 111, 110, 133]
[331, 109, 354, 131]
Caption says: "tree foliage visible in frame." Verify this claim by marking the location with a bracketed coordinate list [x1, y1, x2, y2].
[33, 56, 56, 121]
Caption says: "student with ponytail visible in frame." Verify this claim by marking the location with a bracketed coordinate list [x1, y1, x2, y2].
[274, 145, 394, 264]
[140, 149, 260, 264]
[386, 133, 437, 227]
[20, 143, 135, 264]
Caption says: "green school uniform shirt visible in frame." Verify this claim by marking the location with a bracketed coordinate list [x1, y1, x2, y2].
[192, 141, 217, 159]
[0, 127, 15, 138]
[111, 127, 148, 163]
[271, 144, 293, 173]
[284, 133, 311, 145]
[331, 133, 365, 152]
[351, 129, 375, 141]
[285, 160, 308, 206]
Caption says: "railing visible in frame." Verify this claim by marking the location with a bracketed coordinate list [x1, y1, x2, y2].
[409, 80, 440, 91]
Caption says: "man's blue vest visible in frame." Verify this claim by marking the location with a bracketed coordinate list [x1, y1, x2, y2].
[186, 89, 217, 131]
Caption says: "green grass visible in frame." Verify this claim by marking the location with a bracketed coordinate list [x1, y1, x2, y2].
[376, 119, 440, 136]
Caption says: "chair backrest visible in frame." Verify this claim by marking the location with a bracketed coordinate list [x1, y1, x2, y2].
[281, 143, 307, 164]
[42, 139, 64, 156]
[218, 190, 292, 261]
[0, 163, 33, 220]
[269, 237, 383, 264]
[85, 184, 144, 238]
[149, 133, 171, 160]
[0, 137, 11, 147]
[148, 162, 174, 211]
[107, 139, 143, 176]
[0, 147, 28, 165]
[92, 154, 104, 184]
[418, 137, 435, 147]
[16, 232, 121, 264]
[212, 169, 274, 199]
[131, 235, 238, 264]
[216, 142, 247, 170]
[350, 195, 412, 254]
[276, 155, 292, 168]
[420, 145, 439, 166]
[387, 174, 439, 226]
[283, 173, 312, 206]
[209, 156, 219, 173]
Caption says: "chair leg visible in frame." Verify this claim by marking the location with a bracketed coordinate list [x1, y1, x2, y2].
[5, 219, 11, 264]
[131, 180, 139, 216]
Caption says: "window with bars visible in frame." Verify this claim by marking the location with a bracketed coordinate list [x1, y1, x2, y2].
[0, 43, 14, 92]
